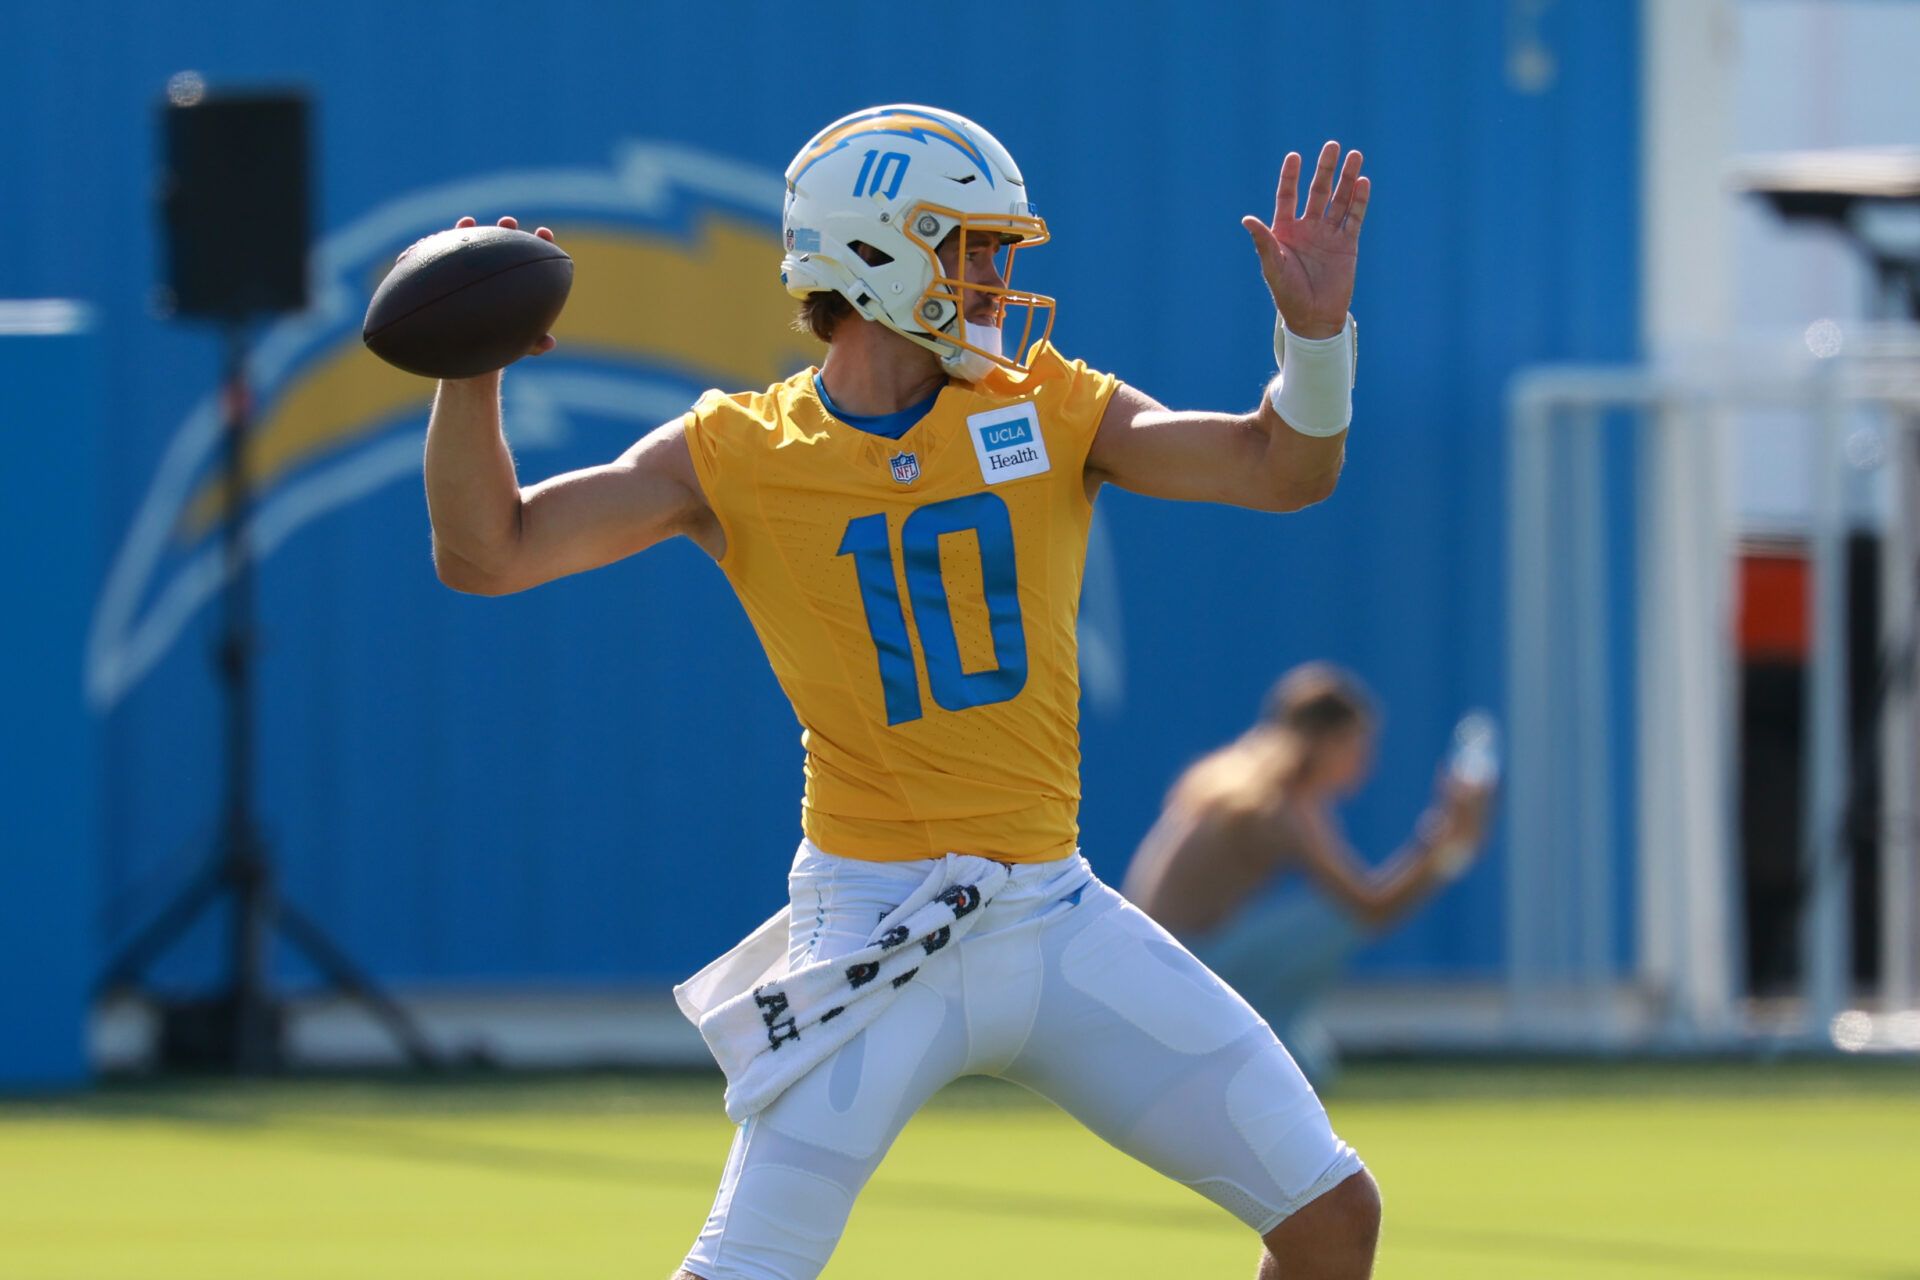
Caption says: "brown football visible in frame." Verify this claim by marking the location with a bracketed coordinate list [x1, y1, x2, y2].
[362, 225, 572, 379]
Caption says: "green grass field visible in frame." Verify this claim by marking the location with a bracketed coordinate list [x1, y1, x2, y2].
[3, 1061, 1915, 1279]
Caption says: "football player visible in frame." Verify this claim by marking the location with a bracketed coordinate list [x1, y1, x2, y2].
[425, 105, 1376, 1279]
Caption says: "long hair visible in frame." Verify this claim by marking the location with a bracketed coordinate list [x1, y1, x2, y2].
[1173, 663, 1375, 816]
[795, 291, 851, 343]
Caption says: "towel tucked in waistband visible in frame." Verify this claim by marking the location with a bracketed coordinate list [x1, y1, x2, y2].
[673, 853, 1012, 1122]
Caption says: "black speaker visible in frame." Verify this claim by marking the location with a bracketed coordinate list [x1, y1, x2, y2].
[160, 92, 311, 318]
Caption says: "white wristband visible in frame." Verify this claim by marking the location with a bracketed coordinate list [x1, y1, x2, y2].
[1265, 312, 1357, 438]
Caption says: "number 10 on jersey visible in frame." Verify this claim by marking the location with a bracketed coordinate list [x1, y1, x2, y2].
[837, 492, 1028, 725]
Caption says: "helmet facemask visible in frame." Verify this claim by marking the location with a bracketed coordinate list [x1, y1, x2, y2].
[902, 205, 1055, 381]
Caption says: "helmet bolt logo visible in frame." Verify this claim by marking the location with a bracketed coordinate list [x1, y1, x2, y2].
[779, 106, 1051, 379]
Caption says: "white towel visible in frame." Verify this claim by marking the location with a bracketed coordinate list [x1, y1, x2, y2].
[674, 853, 1011, 1122]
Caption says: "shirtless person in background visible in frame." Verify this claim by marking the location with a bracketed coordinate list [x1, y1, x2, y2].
[1124, 663, 1494, 1083]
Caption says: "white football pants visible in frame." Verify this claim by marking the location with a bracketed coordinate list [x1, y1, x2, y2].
[682, 842, 1364, 1280]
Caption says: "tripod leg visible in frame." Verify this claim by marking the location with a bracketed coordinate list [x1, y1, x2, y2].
[276, 900, 443, 1069]
[96, 860, 228, 993]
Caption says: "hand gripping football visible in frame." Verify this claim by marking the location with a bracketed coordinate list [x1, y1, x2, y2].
[362, 225, 572, 379]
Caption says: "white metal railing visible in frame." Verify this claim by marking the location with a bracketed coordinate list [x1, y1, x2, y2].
[1506, 328, 1920, 1050]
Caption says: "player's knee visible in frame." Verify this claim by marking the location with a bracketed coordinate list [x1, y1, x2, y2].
[1330, 1168, 1383, 1247]
[1264, 1168, 1381, 1260]
[1315, 1169, 1382, 1253]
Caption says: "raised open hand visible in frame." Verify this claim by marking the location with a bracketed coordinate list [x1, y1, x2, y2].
[1241, 142, 1369, 340]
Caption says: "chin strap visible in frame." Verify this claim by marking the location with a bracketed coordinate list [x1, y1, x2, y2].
[939, 321, 1005, 382]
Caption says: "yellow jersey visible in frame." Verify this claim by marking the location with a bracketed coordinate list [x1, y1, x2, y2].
[681, 341, 1119, 863]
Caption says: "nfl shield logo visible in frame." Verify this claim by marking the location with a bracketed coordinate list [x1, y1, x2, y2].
[889, 451, 920, 484]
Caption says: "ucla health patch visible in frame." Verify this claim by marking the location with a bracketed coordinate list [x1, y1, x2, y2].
[966, 402, 1049, 485]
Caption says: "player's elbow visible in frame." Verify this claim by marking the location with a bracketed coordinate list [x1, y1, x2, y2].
[433, 557, 496, 595]
[1290, 461, 1343, 510]
[1256, 457, 1343, 513]
[433, 544, 516, 596]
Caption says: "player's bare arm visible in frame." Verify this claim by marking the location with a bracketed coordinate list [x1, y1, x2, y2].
[1276, 777, 1490, 931]
[1086, 142, 1368, 510]
[424, 216, 721, 595]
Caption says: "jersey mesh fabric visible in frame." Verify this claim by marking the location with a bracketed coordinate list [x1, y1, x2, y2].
[681, 342, 1119, 862]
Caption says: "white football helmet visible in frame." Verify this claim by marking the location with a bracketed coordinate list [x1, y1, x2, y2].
[780, 104, 1054, 381]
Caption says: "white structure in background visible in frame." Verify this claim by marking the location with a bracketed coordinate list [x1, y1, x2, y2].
[1502, 0, 1920, 1051]
[1509, 329, 1920, 1049]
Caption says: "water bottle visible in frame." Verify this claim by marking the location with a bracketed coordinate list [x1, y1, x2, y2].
[1448, 710, 1500, 788]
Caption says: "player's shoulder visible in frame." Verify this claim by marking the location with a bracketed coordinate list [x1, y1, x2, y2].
[689, 369, 815, 431]
[976, 339, 1114, 401]
[967, 339, 1121, 447]
[684, 369, 837, 465]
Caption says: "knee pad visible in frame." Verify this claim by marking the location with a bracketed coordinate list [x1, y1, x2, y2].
[1059, 902, 1255, 1055]
[686, 1163, 853, 1280]
[1226, 1046, 1365, 1207]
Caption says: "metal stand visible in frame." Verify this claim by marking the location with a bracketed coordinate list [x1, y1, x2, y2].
[1741, 149, 1920, 1032]
[98, 323, 442, 1072]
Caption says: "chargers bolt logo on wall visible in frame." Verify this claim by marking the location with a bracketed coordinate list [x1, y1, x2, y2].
[87, 143, 807, 713]
[966, 403, 1049, 484]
